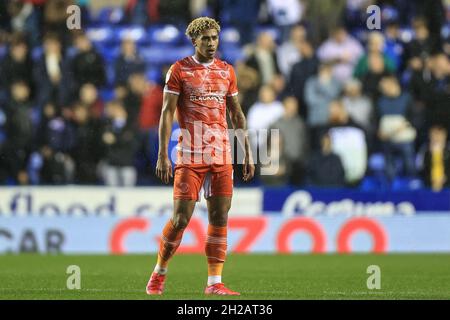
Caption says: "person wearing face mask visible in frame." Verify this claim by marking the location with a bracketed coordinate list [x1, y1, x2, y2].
[99, 100, 139, 187]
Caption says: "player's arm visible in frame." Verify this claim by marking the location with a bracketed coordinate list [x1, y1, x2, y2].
[156, 92, 178, 184]
[227, 95, 255, 182]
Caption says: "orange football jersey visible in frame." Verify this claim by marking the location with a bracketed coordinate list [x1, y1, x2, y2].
[164, 56, 238, 166]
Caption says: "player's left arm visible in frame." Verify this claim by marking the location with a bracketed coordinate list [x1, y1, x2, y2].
[227, 94, 255, 182]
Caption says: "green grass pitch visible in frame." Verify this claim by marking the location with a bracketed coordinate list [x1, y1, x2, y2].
[0, 254, 449, 300]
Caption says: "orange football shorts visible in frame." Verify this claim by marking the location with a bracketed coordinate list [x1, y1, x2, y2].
[173, 164, 233, 201]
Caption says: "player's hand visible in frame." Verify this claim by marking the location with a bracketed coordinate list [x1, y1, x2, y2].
[156, 155, 173, 184]
[242, 155, 255, 182]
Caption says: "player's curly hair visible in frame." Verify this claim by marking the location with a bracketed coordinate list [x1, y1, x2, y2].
[185, 17, 221, 40]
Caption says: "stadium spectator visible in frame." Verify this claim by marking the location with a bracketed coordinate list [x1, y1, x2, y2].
[304, 62, 341, 146]
[245, 31, 281, 87]
[114, 37, 146, 87]
[125, 0, 158, 25]
[259, 131, 289, 186]
[277, 24, 306, 78]
[326, 100, 368, 186]
[288, 39, 319, 120]
[247, 85, 284, 163]
[123, 71, 162, 128]
[247, 85, 284, 144]
[34, 33, 68, 109]
[406, 17, 439, 62]
[70, 103, 102, 184]
[418, 125, 450, 191]
[3, 0, 40, 47]
[409, 53, 450, 132]
[4, 81, 35, 185]
[317, 26, 364, 83]
[358, 52, 391, 103]
[384, 21, 405, 71]
[353, 32, 396, 79]
[377, 75, 417, 180]
[235, 61, 260, 116]
[43, 0, 74, 46]
[266, 0, 304, 41]
[341, 78, 374, 136]
[303, 0, 347, 47]
[306, 132, 346, 187]
[136, 77, 163, 131]
[0, 34, 34, 104]
[269, 96, 309, 185]
[78, 83, 104, 120]
[100, 100, 139, 187]
[415, 0, 446, 52]
[69, 32, 106, 98]
[425, 53, 450, 132]
[35, 102, 75, 184]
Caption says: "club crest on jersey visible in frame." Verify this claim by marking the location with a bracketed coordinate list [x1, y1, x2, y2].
[218, 71, 228, 79]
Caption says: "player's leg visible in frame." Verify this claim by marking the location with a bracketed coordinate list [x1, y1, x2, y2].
[147, 166, 203, 295]
[203, 166, 239, 295]
[146, 199, 196, 295]
[205, 195, 232, 285]
[155, 199, 196, 274]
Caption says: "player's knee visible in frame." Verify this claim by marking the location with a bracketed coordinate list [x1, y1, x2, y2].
[172, 214, 190, 230]
[209, 209, 229, 226]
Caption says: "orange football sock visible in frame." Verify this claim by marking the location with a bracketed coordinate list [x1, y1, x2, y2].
[205, 225, 227, 285]
[155, 220, 185, 274]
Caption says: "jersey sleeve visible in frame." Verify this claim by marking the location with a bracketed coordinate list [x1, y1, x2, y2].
[164, 63, 182, 95]
[226, 64, 239, 97]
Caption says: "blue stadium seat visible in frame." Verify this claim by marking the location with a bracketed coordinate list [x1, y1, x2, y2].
[95, 43, 120, 63]
[147, 25, 182, 46]
[220, 27, 241, 46]
[91, 7, 125, 25]
[221, 46, 245, 63]
[146, 67, 162, 83]
[140, 46, 192, 65]
[99, 88, 115, 102]
[359, 175, 390, 191]
[368, 153, 386, 173]
[86, 27, 114, 44]
[116, 26, 149, 45]
[391, 177, 423, 191]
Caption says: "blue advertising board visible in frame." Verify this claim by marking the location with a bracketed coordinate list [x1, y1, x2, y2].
[262, 188, 450, 216]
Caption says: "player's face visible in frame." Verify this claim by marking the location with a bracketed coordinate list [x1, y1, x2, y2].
[193, 29, 219, 61]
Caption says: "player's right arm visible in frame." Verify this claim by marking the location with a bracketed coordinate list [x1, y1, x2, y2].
[156, 63, 182, 184]
[156, 92, 178, 184]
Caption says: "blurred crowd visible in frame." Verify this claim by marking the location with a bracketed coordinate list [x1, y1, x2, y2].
[0, 0, 449, 191]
